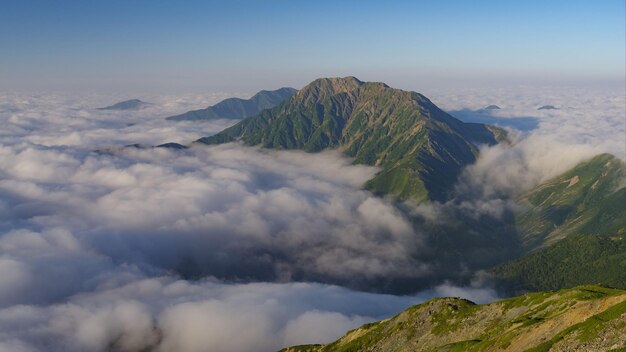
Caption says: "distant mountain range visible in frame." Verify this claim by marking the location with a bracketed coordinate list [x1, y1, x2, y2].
[165, 87, 296, 121]
[98, 99, 150, 110]
[197, 77, 506, 203]
[281, 285, 626, 352]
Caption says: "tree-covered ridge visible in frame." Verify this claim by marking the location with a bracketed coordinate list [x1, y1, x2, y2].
[166, 87, 297, 121]
[492, 233, 626, 292]
[197, 77, 506, 202]
[280, 285, 626, 352]
[516, 153, 626, 251]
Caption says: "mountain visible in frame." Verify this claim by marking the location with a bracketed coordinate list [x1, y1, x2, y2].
[98, 99, 149, 110]
[515, 153, 626, 251]
[538, 105, 558, 110]
[156, 142, 187, 149]
[483, 105, 501, 110]
[490, 153, 626, 292]
[197, 77, 506, 202]
[492, 234, 626, 292]
[281, 285, 626, 352]
[165, 87, 297, 121]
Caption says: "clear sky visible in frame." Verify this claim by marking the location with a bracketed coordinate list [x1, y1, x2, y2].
[1, 0, 624, 92]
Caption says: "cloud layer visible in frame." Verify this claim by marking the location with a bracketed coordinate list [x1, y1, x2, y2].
[0, 84, 623, 351]
[430, 84, 625, 211]
[0, 141, 429, 292]
[0, 92, 441, 351]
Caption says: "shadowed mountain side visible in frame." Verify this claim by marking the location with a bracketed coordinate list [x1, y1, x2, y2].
[449, 109, 539, 132]
[166, 87, 297, 121]
[98, 99, 150, 110]
[492, 234, 626, 294]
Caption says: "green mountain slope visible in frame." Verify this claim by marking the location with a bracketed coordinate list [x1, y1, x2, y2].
[197, 77, 505, 202]
[166, 87, 296, 121]
[490, 153, 626, 292]
[492, 234, 626, 292]
[516, 153, 626, 251]
[281, 285, 626, 352]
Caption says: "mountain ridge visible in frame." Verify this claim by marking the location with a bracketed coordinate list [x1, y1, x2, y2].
[166, 87, 296, 121]
[491, 153, 626, 293]
[197, 76, 507, 202]
[516, 153, 626, 251]
[280, 285, 626, 352]
[98, 99, 149, 110]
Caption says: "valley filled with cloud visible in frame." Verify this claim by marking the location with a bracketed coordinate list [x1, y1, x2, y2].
[0, 84, 623, 351]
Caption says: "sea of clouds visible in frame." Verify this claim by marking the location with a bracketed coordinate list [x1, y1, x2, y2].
[0, 84, 623, 351]
[429, 84, 625, 218]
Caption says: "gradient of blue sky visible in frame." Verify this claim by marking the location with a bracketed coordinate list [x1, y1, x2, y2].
[1, 0, 624, 91]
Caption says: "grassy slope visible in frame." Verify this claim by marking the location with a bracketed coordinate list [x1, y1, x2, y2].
[280, 285, 626, 352]
[197, 77, 504, 202]
[516, 153, 626, 251]
[491, 154, 626, 292]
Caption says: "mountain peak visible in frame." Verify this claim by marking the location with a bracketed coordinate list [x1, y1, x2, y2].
[312, 76, 363, 90]
[98, 99, 149, 110]
[296, 76, 364, 101]
[197, 77, 505, 202]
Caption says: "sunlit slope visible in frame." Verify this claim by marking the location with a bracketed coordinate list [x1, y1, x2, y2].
[281, 285, 626, 352]
[492, 154, 626, 292]
[516, 153, 626, 251]
[198, 77, 505, 202]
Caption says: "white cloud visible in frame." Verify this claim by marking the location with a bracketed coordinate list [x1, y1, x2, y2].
[0, 276, 500, 352]
[0, 84, 622, 351]
[0, 92, 437, 350]
[425, 84, 626, 220]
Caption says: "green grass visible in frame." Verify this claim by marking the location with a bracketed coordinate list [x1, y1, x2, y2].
[430, 299, 478, 335]
[526, 299, 626, 352]
[282, 285, 626, 352]
[516, 154, 626, 250]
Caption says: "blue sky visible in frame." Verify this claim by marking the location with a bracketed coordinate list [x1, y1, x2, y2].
[1, 0, 624, 92]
